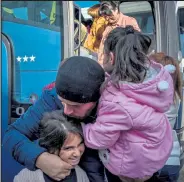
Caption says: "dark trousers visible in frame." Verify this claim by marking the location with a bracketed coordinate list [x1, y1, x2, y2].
[145, 165, 180, 182]
[105, 165, 180, 182]
[105, 169, 122, 182]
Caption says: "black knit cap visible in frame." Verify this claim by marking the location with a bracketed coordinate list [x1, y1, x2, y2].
[55, 56, 105, 103]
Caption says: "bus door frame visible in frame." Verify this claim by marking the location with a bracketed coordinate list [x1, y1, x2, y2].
[2, 33, 12, 136]
[63, 1, 75, 58]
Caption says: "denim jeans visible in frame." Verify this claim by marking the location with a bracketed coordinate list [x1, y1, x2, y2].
[159, 165, 180, 182]
[146, 165, 180, 182]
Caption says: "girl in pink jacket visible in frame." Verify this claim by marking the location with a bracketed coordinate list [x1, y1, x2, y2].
[82, 26, 174, 182]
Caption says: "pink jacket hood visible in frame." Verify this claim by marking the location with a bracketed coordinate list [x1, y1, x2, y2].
[107, 61, 174, 113]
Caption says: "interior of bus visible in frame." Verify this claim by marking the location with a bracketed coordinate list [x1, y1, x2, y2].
[75, 1, 156, 58]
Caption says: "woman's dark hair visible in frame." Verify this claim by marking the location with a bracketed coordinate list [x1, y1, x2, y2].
[104, 26, 152, 86]
[39, 110, 83, 153]
[99, 1, 120, 16]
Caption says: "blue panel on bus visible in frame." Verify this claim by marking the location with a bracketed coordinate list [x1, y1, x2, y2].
[14, 71, 57, 103]
[2, 39, 24, 182]
[2, 21, 61, 71]
[2, 150, 24, 182]
[74, 1, 99, 8]
[2, 21, 62, 103]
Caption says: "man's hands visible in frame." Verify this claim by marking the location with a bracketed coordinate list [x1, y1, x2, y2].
[36, 152, 73, 181]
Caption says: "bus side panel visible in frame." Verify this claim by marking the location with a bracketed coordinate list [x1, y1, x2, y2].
[2, 37, 24, 182]
[17, 72, 57, 103]
[2, 22, 61, 71]
[2, 21, 61, 103]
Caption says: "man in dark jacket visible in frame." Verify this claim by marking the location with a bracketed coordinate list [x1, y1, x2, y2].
[3, 56, 112, 182]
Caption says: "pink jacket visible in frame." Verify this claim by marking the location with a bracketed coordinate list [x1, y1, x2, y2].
[83, 61, 174, 178]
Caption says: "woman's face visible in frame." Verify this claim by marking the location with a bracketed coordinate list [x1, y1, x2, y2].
[58, 133, 85, 167]
[104, 8, 119, 24]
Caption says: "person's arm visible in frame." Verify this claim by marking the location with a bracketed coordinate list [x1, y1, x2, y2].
[83, 101, 133, 149]
[2, 90, 58, 170]
[97, 29, 108, 66]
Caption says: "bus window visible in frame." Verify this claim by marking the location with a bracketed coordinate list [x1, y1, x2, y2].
[2, 1, 64, 119]
[178, 2, 184, 87]
[120, 1, 155, 53]
[2, 1, 62, 28]
[178, 6, 184, 57]
[120, 1, 155, 34]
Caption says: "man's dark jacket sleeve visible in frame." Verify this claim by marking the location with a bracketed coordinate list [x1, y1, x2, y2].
[2, 90, 59, 170]
[2, 89, 105, 182]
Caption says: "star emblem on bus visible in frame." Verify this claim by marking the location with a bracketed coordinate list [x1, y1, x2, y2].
[30, 55, 36, 62]
[16, 56, 21, 62]
[16, 55, 36, 62]
[23, 56, 28, 62]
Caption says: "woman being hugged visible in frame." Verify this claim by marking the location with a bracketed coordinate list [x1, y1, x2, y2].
[14, 110, 89, 182]
[83, 26, 174, 182]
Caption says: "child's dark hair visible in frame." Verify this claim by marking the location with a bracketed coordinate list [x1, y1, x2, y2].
[104, 26, 152, 85]
[39, 110, 83, 153]
[99, 1, 120, 16]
